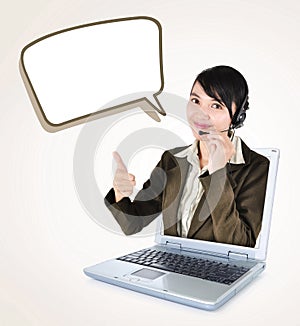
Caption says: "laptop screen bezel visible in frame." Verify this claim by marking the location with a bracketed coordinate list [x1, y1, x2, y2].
[154, 148, 280, 261]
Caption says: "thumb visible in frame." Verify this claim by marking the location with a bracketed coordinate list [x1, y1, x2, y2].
[112, 151, 128, 172]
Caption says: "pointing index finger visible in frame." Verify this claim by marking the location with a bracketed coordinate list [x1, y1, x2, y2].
[112, 151, 128, 172]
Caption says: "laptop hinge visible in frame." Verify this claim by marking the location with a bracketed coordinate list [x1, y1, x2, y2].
[228, 251, 248, 261]
[165, 241, 182, 250]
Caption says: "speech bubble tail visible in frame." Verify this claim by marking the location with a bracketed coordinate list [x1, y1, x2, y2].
[145, 94, 166, 117]
[140, 107, 161, 122]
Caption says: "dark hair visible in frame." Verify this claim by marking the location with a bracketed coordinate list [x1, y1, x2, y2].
[193, 65, 249, 120]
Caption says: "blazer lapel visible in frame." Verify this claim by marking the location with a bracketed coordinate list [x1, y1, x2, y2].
[226, 140, 252, 189]
[187, 140, 252, 238]
[187, 192, 211, 237]
[163, 156, 190, 236]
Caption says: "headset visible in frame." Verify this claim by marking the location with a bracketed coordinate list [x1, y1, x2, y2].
[230, 92, 249, 130]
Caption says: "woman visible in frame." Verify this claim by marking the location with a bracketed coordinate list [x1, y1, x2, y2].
[105, 65, 269, 247]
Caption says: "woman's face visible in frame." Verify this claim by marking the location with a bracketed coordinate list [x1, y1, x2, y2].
[186, 81, 236, 140]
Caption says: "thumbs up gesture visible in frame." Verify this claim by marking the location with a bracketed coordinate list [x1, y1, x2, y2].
[112, 151, 136, 202]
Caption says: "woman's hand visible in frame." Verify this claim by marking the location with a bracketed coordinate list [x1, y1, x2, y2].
[201, 133, 235, 174]
[112, 151, 136, 202]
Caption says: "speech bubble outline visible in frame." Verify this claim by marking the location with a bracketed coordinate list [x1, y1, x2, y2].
[19, 16, 166, 132]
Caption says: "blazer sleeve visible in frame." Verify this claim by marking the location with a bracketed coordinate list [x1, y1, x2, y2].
[199, 154, 269, 247]
[104, 153, 168, 235]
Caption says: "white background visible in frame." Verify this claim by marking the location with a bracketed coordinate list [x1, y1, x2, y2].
[1, 0, 299, 325]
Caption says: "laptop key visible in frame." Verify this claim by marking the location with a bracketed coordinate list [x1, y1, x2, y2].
[149, 263, 175, 272]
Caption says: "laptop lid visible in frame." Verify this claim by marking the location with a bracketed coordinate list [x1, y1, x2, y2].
[155, 148, 280, 261]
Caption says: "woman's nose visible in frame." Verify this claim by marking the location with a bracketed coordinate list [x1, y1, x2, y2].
[198, 105, 210, 117]
[187, 102, 210, 120]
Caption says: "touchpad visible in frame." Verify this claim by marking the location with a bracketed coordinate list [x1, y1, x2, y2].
[131, 268, 165, 280]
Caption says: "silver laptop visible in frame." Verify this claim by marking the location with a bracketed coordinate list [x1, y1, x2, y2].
[84, 148, 279, 310]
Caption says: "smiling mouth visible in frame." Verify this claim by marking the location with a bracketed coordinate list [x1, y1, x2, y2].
[193, 122, 212, 130]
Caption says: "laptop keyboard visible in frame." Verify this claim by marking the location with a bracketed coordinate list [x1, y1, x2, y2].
[117, 248, 250, 285]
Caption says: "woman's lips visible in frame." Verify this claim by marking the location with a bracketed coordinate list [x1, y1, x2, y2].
[193, 122, 212, 130]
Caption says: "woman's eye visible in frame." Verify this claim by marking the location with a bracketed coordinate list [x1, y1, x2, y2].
[191, 98, 199, 104]
[211, 103, 222, 109]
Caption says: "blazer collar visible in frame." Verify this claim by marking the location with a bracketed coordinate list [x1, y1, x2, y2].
[227, 139, 252, 172]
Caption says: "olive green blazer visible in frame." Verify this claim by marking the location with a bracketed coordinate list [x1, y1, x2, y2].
[105, 140, 269, 247]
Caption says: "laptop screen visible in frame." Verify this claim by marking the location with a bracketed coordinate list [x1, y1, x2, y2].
[155, 148, 279, 260]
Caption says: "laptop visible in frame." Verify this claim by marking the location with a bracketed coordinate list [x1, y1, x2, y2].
[84, 148, 279, 310]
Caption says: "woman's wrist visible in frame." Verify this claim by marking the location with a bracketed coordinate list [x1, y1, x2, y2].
[114, 188, 125, 202]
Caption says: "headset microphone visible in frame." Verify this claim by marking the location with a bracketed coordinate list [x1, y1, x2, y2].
[198, 130, 209, 135]
[198, 128, 230, 136]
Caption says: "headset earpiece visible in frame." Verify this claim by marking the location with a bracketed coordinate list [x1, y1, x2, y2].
[231, 94, 249, 129]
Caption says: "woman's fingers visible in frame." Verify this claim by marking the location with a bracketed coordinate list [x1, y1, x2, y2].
[201, 134, 235, 173]
[113, 151, 128, 172]
[112, 152, 136, 199]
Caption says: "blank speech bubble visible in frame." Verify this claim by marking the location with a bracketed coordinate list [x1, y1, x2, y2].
[19, 16, 166, 132]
